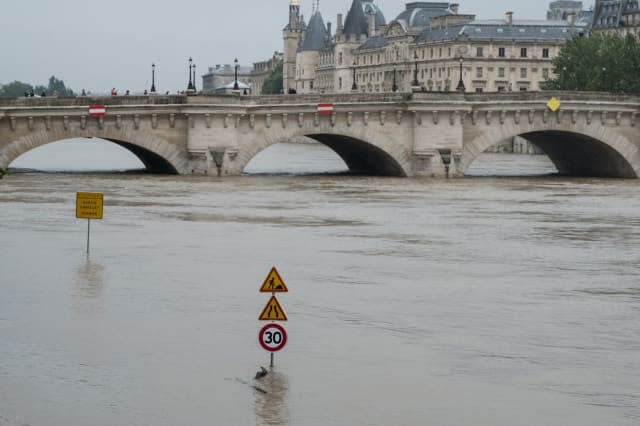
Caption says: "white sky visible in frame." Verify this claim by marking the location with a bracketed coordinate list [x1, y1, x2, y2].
[1, 0, 594, 94]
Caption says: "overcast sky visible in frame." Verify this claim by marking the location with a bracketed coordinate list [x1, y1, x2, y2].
[2, 0, 594, 94]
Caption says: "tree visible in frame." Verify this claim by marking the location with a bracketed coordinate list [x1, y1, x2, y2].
[46, 76, 74, 97]
[544, 33, 640, 94]
[261, 60, 283, 95]
[0, 81, 34, 98]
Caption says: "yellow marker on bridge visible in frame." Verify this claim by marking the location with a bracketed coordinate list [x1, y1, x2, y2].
[547, 97, 561, 112]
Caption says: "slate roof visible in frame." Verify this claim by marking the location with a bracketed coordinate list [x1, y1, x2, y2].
[356, 36, 389, 50]
[592, 0, 640, 29]
[344, 0, 369, 36]
[301, 12, 329, 51]
[414, 20, 587, 43]
[394, 2, 451, 28]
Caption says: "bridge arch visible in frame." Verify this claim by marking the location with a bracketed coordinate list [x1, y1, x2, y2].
[462, 122, 640, 178]
[237, 128, 409, 177]
[1, 129, 189, 174]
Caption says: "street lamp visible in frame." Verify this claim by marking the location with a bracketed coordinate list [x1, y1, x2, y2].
[456, 57, 465, 92]
[352, 61, 358, 91]
[187, 57, 194, 91]
[412, 51, 420, 87]
[150, 63, 156, 93]
[234, 58, 239, 90]
[562, 66, 567, 90]
[392, 65, 398, 92]
[192, 63, 197, 92]
[601, 66, 607, 92]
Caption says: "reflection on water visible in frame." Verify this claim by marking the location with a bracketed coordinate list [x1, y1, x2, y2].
[74, 260, 105, 299]
[254, 369, 289, 426]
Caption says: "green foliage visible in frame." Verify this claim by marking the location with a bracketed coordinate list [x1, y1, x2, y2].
[261, 60, 284, 95]
[0, 76, 74, 98]
[545, 33, 640, 93]
[0, 81, 34, 98]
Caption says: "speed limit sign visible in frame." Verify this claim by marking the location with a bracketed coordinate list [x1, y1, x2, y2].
[259, 323, 287, 352]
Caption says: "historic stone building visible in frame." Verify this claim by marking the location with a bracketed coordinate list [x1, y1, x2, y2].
[592, 0, 640, 36]
[202, 52, 283, 95]
[284, 0, 591, 94]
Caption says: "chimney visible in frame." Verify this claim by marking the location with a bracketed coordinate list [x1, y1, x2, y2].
[337, 13, 344, 35]
[450, 3, 459, 14]
[327, 21, 332, 36]
[567, 12, 577, 27]
[368, 14, 376, 37]
[506, 11, 513, 26]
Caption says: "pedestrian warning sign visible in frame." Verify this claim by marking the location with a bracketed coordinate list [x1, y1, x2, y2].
[259, 267, 289, 293]
[259, 296, 288, 321]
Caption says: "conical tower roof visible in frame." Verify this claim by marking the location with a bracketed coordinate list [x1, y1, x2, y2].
[301, 11, 329, 51]
[343, 0, 369, 36]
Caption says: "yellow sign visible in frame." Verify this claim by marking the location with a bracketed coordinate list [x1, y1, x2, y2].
[547, 97, 561, 112]
[76, 192, 104, 219]
[259, 267, 289, 293]
[259, 296, 288, 321]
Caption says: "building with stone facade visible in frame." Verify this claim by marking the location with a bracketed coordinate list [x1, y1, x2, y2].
[284, 0, 591, 94]
[202, 52, 283, 95]
[592, 0, 640, 36]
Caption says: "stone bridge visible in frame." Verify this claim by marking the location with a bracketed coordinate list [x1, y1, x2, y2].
[1, 92, 639, 178]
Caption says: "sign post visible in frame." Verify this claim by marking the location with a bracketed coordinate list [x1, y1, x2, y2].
[258, 267, 289, 367]
[76, 192, 104, 255]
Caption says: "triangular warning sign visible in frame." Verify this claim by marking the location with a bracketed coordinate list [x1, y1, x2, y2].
[259, 267, 289, 293]
[259, 296, 288, 321]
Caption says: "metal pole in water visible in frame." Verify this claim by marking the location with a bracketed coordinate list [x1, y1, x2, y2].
[87, 219, 91, 255]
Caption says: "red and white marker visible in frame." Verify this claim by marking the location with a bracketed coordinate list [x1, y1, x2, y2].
[88, 105, 106, 117]
[317, 103, 334, 116]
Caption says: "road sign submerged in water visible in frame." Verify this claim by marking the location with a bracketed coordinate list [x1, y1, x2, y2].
[259, 323, 287, 352]
[259, 267, 289, 293]
[259, 295, 288, 321]
[76, 192, 104, 219]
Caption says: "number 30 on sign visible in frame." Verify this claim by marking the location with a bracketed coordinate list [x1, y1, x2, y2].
[259, 323, 287, 352]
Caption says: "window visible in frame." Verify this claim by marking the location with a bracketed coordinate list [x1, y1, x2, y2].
[542, 48, 549, 58]
[498, 47, 506, 57]
[520, 68, 527, 78]
[448, 47, 451, 57]
[339, 52, 343, 65]
[310, 81, 313, 89]
[497, 86, 506, 92]
[476, 67, 483, 78]
[520, 48, 527, 58]
[498, 67, 505, 78]
[439, 48, 442, 57]
[339, 77, 342, 89]
[476, 47, 484, 57]
[475, 88, 483, 93]
[520, 87, 528, 91]
[542, 68, 549, 80]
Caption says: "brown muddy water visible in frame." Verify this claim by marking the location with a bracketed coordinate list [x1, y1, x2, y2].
[0, 142, 639, 425]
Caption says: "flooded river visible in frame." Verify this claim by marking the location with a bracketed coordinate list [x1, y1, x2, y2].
[1, 142, 639, 425]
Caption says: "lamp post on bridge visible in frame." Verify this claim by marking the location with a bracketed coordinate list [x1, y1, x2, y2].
[234, 58, 240, 90]
[456, 57, 465, 92]
[392, 65, 398, 92]
[192, 63, 197, 92]
[351, 61, 358, 91]
[412, 51, 420, 87]
[150, 63, 156, 94]
[562, 66, 567, 90]
[187, 57, 194, 92]
[601, 66, 607, 92]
